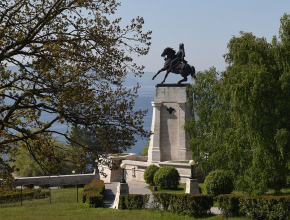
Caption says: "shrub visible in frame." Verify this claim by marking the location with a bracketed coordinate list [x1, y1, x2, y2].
[0, 189, 49, 204]
[119, 194, 149, 210]
[58, 184, 76, 188]
[153, 193, 214, 217]
[240, 196, 290, 220]
[153, 166, 180, 189]
[39, 183, 50, 189]
[82, 180, 105, 208]
[143, 164, 159, 186]
[82, 191, 104, 208]
[217, 194, 245, 219]
[83, 180, 105, 194]
[23, 183, 34, 189]
[204, 170, 234, 196]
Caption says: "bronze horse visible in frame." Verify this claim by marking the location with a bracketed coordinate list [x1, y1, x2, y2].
[152, 47, 196, 84]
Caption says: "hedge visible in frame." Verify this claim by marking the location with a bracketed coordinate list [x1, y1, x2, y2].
[218, 194, 290, 220]
[82, 191, 104, 208]
[217, 194, 245, 219]
[119, 194, 149, 210]
[0, 189, 50, 204]
[82, 180, 105, 208]
[240, 195, 290, 220]
[39, 183, 50, 189]
[119, 193, 213, 218]
[153, 193, 214, 218]
[58, 182, 88, 189]
[23, 183, 34, 189]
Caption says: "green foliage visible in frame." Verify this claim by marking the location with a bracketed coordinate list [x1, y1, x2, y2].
[39, 184, 50, 189]
[119, 194, 149, 210]
[240, 196, 290, 220]
[153, 166, 180, 189]
[69, 126, 107, 173]
[0, 188, 218, 220]
[0, 188, 49, 204]
[11, 133, 75, 177]
[58, 182, 89, 189]
[23, 183, 34, 189]
[82, 180, 105, 208]
[217, 194, 245, 219]
[185, 68, 219, 174]
[185, 13, 290, 195]
[58, 184, 77, 189]
[82, 191, 104, 208]
[204, 170, 234, 196]
[139, 141, 149, 156]
[153, 193, 214, 218]
[143, 164, 159, 186]
[83, 180, 105, 194]
[0, 0, 151, 186]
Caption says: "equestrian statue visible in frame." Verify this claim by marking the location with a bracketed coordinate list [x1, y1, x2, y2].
[152, 43, 196, 84]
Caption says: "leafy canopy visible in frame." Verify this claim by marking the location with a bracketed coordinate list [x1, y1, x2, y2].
[11, 133, 75, 177]
[0, 0, 151, 186]
[185, 13, 290, 195]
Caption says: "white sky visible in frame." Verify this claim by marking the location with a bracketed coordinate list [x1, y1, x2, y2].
[112, 0, 290, 73]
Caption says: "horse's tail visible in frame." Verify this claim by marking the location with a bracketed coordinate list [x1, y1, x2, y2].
[191, 65, 196, 78]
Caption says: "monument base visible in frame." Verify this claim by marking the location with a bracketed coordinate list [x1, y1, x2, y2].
[178, 149, 192, 161]
[112, 183, 129, 209]
[147, 149, 160, 163]
[185, 179, 200, 194]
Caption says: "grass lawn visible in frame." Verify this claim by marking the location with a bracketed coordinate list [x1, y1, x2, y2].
[147, 183, 186, 194]
[0, 188, 250, 220]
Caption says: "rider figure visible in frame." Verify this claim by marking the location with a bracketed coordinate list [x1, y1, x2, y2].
[170, 43, 187, 69]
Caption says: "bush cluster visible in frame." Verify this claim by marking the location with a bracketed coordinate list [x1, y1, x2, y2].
[39, 183, 50, 189]
[153, 166, 180, 189]
[82, 180, 105, 208]
[120, 193, 213, 218]
[217, 194, 245, 219]
[241, 196, 290, 220]
[23, 183, 34, 189]
[154, 193, 213, 218]
[58, 182, 88, 189]
[119, 194, 149, 210]
[204, 170, 234, 196]
[217, 194, 290, 220]
[0, 189, 49, 204]
[143, 164, 159, 186]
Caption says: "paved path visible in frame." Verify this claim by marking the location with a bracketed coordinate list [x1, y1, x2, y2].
[104, 181, 221, 215]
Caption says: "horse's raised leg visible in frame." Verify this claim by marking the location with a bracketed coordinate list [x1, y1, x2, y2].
[161, 70, 171, 84]
[178, 76, 187, 84]
[152, 67, 167, 80]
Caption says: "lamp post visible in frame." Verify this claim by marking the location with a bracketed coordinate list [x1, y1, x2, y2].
[189, 160, 195, 179]
[120, 163, 126, 183]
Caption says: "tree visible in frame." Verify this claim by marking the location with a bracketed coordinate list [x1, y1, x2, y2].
[0, 0, 151, 186]
[185, 13, 290, 195]
[139, 141, 149, 156]
[11, 134, 75, 177]
[69, 125, 124, 173]
[185, 67, 220, 173]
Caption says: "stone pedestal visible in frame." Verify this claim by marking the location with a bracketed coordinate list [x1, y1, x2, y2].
[112, 183, 129, 209]
[148, 84, 192, 163]
[185, 179, 200, 194]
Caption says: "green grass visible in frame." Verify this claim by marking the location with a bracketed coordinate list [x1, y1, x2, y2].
[147, 183, 186, 194]
[0, 187, 250, 220]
